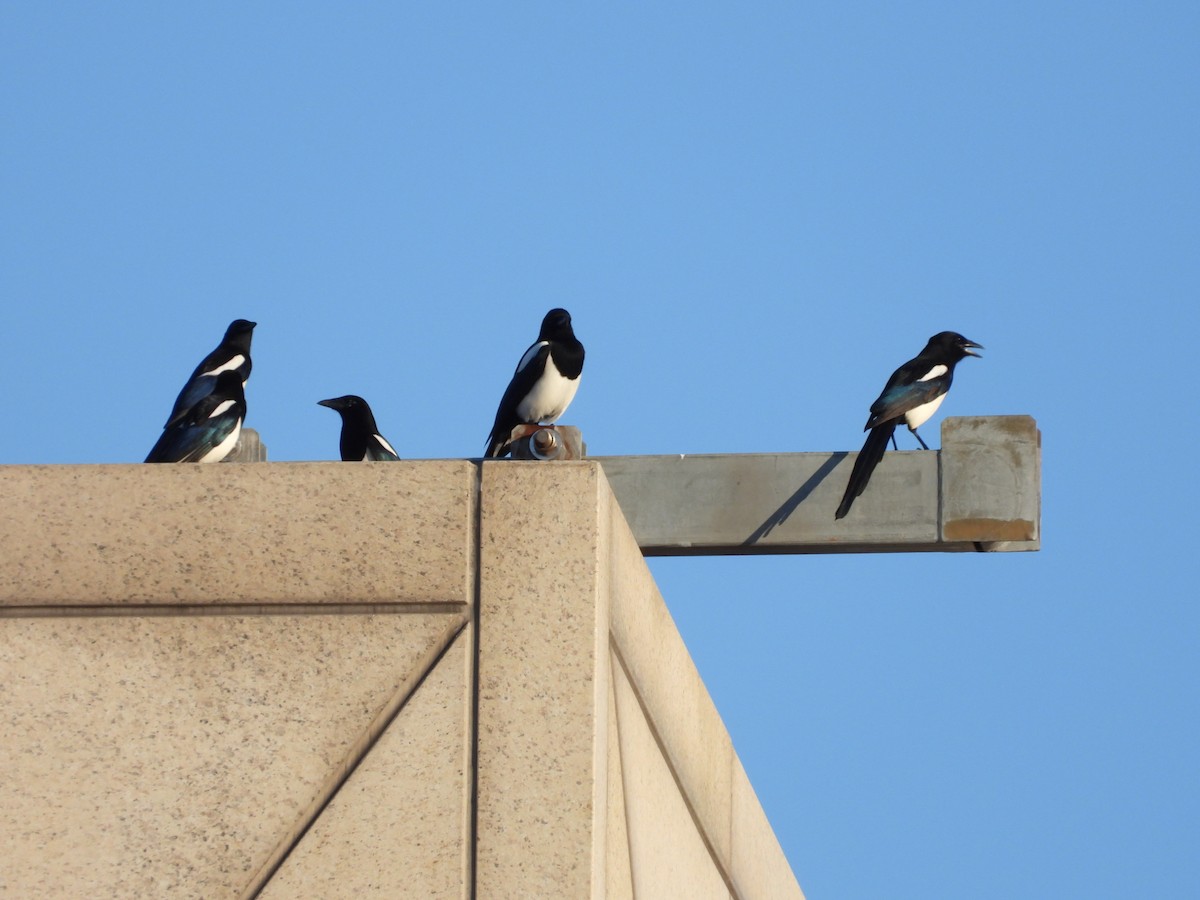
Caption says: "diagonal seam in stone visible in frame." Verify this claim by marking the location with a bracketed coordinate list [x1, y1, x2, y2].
[610, 648, 639, 900]
[241, 613, 469, 899]
[610, 640, 740, 898]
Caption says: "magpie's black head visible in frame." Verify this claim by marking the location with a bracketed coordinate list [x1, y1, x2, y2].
[318, 395, 368, 413]
[928, 331, 984, 360]
[538, 308, 575, 341]
[224, 319, 257, 340]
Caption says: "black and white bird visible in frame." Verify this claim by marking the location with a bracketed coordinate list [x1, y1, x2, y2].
[318, 395, 400, 461]
[835, 331, 983, 520]
[145, 370, 246, 463]
[485, 308, 585, 458]
[163, 319, 256, 429]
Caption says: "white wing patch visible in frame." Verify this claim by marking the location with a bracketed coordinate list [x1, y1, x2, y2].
[207, 399, 236, 419]
[202, 354, 246, 377]
[916, 364, 948, 382]
[515, 341, 548, 374]
[374, 434, 399, 458]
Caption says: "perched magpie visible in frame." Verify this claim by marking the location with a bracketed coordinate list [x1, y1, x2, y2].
[835, 331, 983, 520]
[145, 370, 246, 463]
[318, 395, 400, 461]
[163, 319, 256, 428]
[485, 308, 585, 458]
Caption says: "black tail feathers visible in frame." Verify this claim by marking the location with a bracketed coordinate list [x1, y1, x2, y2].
[835, 423, 896, 519]
[485, 417, 515, 458]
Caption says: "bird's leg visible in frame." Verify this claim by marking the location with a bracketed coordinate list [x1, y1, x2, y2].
[889, 433, 899, 451]
[911, 428, 930, 450]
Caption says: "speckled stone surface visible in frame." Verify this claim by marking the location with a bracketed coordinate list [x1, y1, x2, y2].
[0, 461, 475, 606]
[260, 629, 472, 899]
[1, 459, 805, 898]
[475, 462, 611, 899]
[606, 671, 634, 900]
[0, 611, 461, 899]
[606, 493, 736, 872]
[474, 461, 803, 900]
[604, 474, 804, 899]
[612, 652, 732, 900]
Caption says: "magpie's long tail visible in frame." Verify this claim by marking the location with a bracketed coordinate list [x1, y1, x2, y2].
[485, 416, 516, 458]
[484, 433, 507, 459]
[835, 422, 896, 519]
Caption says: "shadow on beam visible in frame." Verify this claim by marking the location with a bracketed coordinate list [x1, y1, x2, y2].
[594, 416, 1040, 557]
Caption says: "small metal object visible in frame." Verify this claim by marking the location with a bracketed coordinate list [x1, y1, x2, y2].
[508, 425, 585, 461]
[531, 428, 560, 459]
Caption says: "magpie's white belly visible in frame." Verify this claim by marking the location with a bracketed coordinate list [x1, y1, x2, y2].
[517, 365, 579, 423]
[904, 392, 946, 430]
[199, 418, 242, 463]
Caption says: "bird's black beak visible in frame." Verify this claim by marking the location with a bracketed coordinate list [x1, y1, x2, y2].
[317, 398, 339, 409]
[962, 339, 984, 358]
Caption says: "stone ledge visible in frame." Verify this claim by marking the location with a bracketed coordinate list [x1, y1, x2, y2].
[0, 461, 477, 607]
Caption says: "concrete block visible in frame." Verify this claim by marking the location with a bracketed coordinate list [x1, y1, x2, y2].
[605, 662, 635, 900]
[605, 492, 735, 873]
[940, 416, 1041, 549]
[611, 653, 732, 900]
[0, 461, 476, 607]
[0, 459, 806, 898]
[225, 427, 268, 462]
[595, 452, 939, 555]
[0, 611, 462, 898]
[259, 629, 473, 899]
[594, 415, 1040, 554]
[475, 462, 610, 898]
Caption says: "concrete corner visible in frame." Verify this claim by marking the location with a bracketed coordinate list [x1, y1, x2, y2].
[1, 459, 803, 898]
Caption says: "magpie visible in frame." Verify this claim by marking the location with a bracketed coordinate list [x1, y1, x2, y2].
[145, 370, 246, 463]
[485, 308, 585, 458]
[835, 331, 983, 520]
[318, 395, 400, 461]
[163, 319, 256, 428]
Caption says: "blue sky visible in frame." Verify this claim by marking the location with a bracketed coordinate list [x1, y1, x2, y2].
[3, 3, 1197, 897]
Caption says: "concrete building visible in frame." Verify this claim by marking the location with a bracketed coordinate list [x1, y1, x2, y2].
[1, 458, 804, 898]
[1, 416, 1039, 897]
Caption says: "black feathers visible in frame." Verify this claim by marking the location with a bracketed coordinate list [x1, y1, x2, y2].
[146, 319, 255, 463]
[836, 331, 982, 519]
[318, 395, 399, 461]
[146, 370, 246, 463]
[164, 319, 256, 429]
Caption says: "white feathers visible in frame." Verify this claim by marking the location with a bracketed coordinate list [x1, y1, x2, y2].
[516, 356, 580, 424]
[515, 341, 548, 374]
[373, 434, 399, 458]
[905, 364, 950, 429]
[903, 392, 947, 430]
[207, 399, 236, 419]
[196, 418, 243, 463]
[201, 354, 246, 378]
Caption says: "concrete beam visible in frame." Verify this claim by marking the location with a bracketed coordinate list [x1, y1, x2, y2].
[593, 416, 1040, 556]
